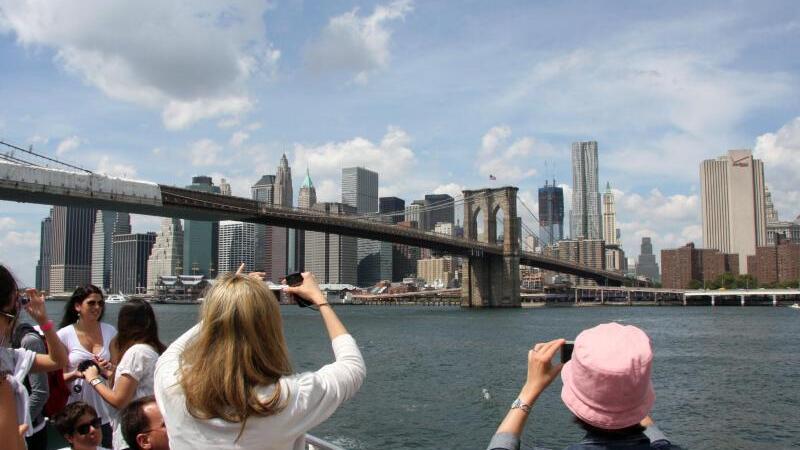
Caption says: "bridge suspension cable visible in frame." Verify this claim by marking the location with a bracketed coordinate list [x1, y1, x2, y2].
[0, 139, 93, 174]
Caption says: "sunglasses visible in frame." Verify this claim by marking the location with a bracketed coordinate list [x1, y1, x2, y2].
[84, 300, 105, 308]
[75, 417, 102, 435]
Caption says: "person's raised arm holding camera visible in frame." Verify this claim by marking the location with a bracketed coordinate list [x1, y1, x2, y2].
[154, 269, 365, 450]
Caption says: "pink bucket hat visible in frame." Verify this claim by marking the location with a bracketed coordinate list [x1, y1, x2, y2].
[560, 322, 655, 429]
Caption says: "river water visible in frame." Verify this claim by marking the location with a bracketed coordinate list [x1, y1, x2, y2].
[65, 303, 800, 449]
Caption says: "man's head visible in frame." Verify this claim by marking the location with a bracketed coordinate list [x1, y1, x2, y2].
[121, 396, 170, 450]
[53, 402, 102, 450]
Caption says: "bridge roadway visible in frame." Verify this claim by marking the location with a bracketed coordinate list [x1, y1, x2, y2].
[0, 161, 628, 286]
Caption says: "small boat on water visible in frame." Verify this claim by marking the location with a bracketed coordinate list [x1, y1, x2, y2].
[790, 303, 800, 309]
[106, 292, 127, 304]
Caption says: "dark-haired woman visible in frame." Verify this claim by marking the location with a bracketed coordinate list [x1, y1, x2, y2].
[81, 299, 165, 450]
[57, 285, 118, 448]
[1, 264, 67, 450]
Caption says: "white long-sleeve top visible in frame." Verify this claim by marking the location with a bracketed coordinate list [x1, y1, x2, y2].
[154, 324, 366, 450]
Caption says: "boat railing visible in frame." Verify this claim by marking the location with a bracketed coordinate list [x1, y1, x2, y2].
[305, 434, 347, 450]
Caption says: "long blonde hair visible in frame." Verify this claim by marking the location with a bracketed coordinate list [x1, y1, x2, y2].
[180, 273, 292, 437]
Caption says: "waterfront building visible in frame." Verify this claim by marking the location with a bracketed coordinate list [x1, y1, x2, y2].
[251, 174, 276, 204]
[91, 210, 131, 291]
[393, 220, 421, 281]
[538, 180, 564, 246]
[434, 222, 454, 237]
[35, 212, 53, 292]
[747, 240, 800, 285]
[111, 232, 156, 295]
[700, 149, 767, 272]
[661, 242, 738, 289]
[636, 237, 660, 282]
[765, 188, 779, 224]
[50, 206, 96, 295]
[379, 196, 405, 223]
[423, 194, 454, 232]
[416, 257, 455, 288]
[605, 246, 627, 274]
[146, 218, 184, 294]
[570, 141, 601, 240]
[183, 176, 220, 278]
[524, 234, 538, 252]
[305, 202, 358, 285]
[405, 201, 424, 225]
[557, 238, 605, 286]
[342, 167, 389, 285]
[219, 178, 232, 196]
[218, 221, 257, 275]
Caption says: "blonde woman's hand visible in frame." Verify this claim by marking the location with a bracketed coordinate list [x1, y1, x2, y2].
[283, 272, 326, 306]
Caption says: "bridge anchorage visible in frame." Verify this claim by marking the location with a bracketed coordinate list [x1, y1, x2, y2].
[462, 187, 521, 308]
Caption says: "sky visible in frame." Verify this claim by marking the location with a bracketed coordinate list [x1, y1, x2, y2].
[1, 0, 799, 286]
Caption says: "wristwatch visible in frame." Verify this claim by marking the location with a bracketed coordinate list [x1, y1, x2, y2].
[90, 378, 105, 387]
[511, 398, 532, 413]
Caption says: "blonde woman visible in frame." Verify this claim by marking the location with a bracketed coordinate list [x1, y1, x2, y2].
[154, 270, 366, 450]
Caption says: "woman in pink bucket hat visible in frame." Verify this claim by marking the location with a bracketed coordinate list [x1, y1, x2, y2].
[486, 322, 682, 450]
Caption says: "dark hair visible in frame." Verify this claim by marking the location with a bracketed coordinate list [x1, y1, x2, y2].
[0, 265, 20, 341]
[54, 401, 98, 437]
[60, 285, 105, 328]
[115, 299, 166, 356]
[120, 395, 157, 450]
[573, 416, 646, 436]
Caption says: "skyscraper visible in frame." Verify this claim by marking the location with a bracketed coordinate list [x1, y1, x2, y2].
[111, 232, 156, 295]
[35, 211, 53, 292]
[700, 149, 767, 272]
[636, 237, 660, 282]
[252, 174, 275, 278]
[570, 141, 601, 240]
[50, 206, 96, 295]
[379, 197, 405, 224]
[556, 238, 605, 286]
[218, 221, 258, 275]
[298, 168, 317, 209]
[297, 168, 317, 271]
[602, 182, 618, 246]
[91, 210, 131, 290]
[304, 202, 358, 285]
[273, 154, 293, 276]
[219, 178, 232, 196]
[342, 167, 389, 285]
[538, 180, 564, 246]
[423, 194, 454, 231]
[146, 218, 184, 294]
[183, 176, 220, 277]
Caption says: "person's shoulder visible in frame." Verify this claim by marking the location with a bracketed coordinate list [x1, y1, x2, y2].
[56, 324, 74, 338]
[126, 343, 160, 359]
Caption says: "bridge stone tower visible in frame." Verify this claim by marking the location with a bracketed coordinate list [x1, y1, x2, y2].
[461, 187, 521, 307]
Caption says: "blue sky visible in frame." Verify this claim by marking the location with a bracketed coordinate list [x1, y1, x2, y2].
[1, 0, 799, 285]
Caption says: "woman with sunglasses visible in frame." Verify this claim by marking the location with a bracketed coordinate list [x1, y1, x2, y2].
[54, 401, 111, 450]
[81, 299, 165, 450]
[58, 285, 118, 448]
[1, 264, 68, 450]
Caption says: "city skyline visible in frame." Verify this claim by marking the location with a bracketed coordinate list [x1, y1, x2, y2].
[1, 1, 799, 285]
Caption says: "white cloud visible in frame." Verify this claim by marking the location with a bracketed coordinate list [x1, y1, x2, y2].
[56, 135, 80, 155]
[0, 230, 38, 249]
[499, 15, 795, 181]
[306, 0, 413, 82]
[432, 183, 464, 199]
[754, 116, 800, 219]
[189, 139, 224, 167]
[229, 131, 250, 148]
[95, 155, 136, 178]
[0, 217, 17, 231]
[477, 125, 538, 182]
[0, 1, 276, 129]
[293, 126, 416, 202]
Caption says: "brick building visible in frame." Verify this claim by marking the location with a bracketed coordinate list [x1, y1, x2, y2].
[661, 243, 738, 289]
[747, 240, 800, 285]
